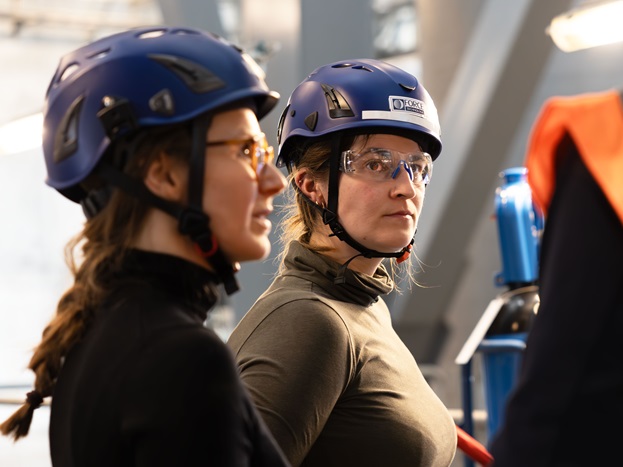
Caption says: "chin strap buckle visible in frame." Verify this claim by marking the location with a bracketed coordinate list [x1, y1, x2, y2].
[178, 208, 218, 258]
[396, 244, 413, 264]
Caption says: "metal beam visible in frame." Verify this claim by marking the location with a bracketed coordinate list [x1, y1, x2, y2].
[393, 0, 574, 362]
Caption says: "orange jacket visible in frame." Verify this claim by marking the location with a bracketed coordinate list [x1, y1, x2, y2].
[526, 90, 623, 226]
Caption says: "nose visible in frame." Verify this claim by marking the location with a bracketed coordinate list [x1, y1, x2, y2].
[391, 160, 413, 181]
[259, 163, 287, 197]
[390, 162, 417, 199]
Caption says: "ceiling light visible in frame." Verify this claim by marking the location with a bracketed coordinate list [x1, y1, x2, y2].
[547, 0, 623, 52]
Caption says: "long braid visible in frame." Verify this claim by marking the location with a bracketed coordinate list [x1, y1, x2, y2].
[1, 125, 192, 441]
[0, 199, 135, 440]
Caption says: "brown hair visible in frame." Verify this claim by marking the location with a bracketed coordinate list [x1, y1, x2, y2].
[0, 125, 192, 440]
[276, 134, 422, 288]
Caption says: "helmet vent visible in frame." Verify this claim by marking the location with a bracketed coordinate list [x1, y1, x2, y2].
[148, 54, 226, 94]
[304, 112, 318, 131]
[399, 83, 416, 92]
[277, 104, 290, 143]
[320, 84, 355, 119]
[171, 28, 201, 37]
[352, 65, 373, 73]
[59, 63, 80, 83]
[53, 95, 84, 163]
[137, 29, 166, 40]
[149, 89, 176, 115]
[87, 48, 111, 60]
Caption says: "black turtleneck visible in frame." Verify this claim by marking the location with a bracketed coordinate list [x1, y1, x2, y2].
[49, 249, 289, 467]
[109, 249, 221, 320]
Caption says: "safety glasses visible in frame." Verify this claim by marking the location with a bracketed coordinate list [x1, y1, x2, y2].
[340, 147, 433, 186]
[206, 132, 274, 175]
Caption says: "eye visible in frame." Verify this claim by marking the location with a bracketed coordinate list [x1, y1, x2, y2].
[239, 140, 254, 160]
[407, 153, 432, 182]
[359, 149, 392, 173]
[409, 161, 425, 175]
[364, 158, 390, 173]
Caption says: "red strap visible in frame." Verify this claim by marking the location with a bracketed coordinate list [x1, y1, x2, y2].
[194, 236, 218, 258]
[396, 244, 412, 264]
[456, 425, 493, 466]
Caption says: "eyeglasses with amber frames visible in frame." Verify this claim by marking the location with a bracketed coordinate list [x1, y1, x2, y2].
[206, 132, 275, 175]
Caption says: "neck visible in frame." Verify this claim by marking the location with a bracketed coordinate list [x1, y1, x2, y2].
[308, 229, 383, 276]
[132, 208, 215, 272]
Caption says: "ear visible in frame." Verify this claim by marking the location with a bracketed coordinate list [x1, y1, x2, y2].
[143, 152, 187, 203]
[295, 168, 327, 207]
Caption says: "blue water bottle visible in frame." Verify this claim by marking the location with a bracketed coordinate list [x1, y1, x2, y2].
[481, 167, 542, 442]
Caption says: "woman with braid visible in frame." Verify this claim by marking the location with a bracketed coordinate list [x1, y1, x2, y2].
[228, 59, 456, 466]
[0, 27, 288, 466]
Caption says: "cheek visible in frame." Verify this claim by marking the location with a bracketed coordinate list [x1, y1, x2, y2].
[337, 182, 377, 222]
[203, 170, 255, 228]
[416, 189, 426, 212]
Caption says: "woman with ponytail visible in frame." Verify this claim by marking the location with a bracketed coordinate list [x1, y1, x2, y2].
[228, 59, 456, 466]
[1, 26, 288, 467]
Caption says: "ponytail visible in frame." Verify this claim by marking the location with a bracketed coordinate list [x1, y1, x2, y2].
[1, 124, 193, 440]
[0, 391, 45, 440]
[0, 232, 106, 440]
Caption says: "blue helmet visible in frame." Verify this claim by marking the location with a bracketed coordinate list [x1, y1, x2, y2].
[276, 58, 442, 169]
[43, 26, 279, 202]
[276, 59, 442, 272]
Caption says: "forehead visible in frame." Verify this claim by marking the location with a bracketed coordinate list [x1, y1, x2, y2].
[209, 107, 260, 137]
[352, 133, 422, 153]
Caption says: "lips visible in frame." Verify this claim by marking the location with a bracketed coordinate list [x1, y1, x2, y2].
[253, 207, 273, 218]
[386, 210, 414, 218]
[252, 208, 273, 231]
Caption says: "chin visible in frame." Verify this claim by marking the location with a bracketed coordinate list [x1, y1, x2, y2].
[375, 237, 413, 253]
[225, 239, 271, 263]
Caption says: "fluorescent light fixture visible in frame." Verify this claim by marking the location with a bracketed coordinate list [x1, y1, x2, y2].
[547, 0, 623, 52]
[0, 112, 43, 156]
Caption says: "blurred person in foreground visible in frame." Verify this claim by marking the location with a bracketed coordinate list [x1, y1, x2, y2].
[490, 91, 623, 466]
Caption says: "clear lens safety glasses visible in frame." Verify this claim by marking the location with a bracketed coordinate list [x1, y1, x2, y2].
[340, 147, 433, 186]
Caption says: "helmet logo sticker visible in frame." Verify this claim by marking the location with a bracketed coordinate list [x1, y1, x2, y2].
[360, 95, 439, 134]
[149, 89, 175, 116]
[390, 96, 424, 113]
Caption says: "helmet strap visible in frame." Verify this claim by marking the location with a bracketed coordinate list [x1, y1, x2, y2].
[182, 116, 239, 295]
[326, 133, 341, 216]
[91, 116, 240, 295]
[295, 183, 415, 286]
[316, 134, 415, 272]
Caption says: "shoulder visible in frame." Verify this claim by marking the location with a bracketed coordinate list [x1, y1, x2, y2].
[144, 324, 233, 369]
[126, 325, 244, 409]
[229, 289, 352, 359]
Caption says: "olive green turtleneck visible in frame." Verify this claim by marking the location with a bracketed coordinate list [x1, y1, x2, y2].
[228, 241, 456, 467]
